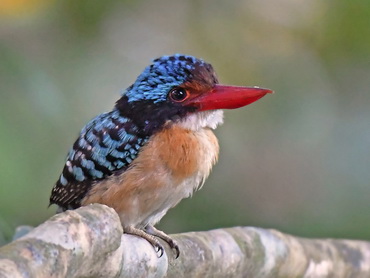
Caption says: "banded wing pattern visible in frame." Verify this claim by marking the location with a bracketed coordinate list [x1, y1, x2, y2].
[50, 109, 148, 209]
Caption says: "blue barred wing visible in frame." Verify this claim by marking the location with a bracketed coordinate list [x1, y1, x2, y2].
[50, 109, 148, 209]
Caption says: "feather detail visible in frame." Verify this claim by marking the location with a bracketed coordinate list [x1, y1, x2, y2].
[50, 109, 148, 209]
[81, 124, 219, 228]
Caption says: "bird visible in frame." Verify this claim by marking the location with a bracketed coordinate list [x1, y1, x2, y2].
[49, 54, 272, 258]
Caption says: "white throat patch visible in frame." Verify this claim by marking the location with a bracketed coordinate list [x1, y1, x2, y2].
[177, 110, 224, 131]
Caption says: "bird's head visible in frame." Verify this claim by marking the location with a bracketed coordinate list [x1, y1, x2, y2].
[116, 54, 272, 134]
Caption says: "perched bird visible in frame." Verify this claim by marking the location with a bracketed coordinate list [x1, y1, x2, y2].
[50, 54, 272, 257]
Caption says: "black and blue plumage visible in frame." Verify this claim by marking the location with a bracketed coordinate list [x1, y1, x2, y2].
[51, 110, 148, 209]
[50, 54, 271, 258]
[51, 54, 214, 209]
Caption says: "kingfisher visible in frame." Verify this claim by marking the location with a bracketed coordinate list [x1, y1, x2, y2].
[49, 54, 272, 258]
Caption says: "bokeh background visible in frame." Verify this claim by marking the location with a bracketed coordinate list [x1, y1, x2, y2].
[0, 0, 369, 244]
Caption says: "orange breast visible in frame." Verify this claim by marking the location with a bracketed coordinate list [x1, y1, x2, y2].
[81, 124, 219, 228]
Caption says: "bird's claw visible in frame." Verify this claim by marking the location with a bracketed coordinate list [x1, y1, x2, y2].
[154, 242, 164, 258]
[144, 225, 180, 259]
[167, 239, 180, 258]
[173, 244, 180, 259]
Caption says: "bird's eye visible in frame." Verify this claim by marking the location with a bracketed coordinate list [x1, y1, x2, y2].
[169, 87, 189, 102]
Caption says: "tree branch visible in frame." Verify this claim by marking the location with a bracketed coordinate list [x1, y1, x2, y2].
[0, 204, 369, 277]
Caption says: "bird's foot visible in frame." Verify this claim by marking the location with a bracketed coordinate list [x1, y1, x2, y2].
[124, 226, 165, 257]
[145, 225, 180, 258]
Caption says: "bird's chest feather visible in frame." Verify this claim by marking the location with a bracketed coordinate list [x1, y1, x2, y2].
[81, 125, 219, 227]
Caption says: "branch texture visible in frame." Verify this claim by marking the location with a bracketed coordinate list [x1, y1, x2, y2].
[0, 204, 369, 278]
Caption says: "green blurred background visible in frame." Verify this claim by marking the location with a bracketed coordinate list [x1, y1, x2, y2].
[0, 0, 369, 244]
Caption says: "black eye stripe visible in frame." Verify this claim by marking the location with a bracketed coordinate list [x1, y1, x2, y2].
[169, 87, 188, 102]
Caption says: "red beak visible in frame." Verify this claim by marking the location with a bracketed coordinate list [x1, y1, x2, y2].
[187, 84, 273, 111]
